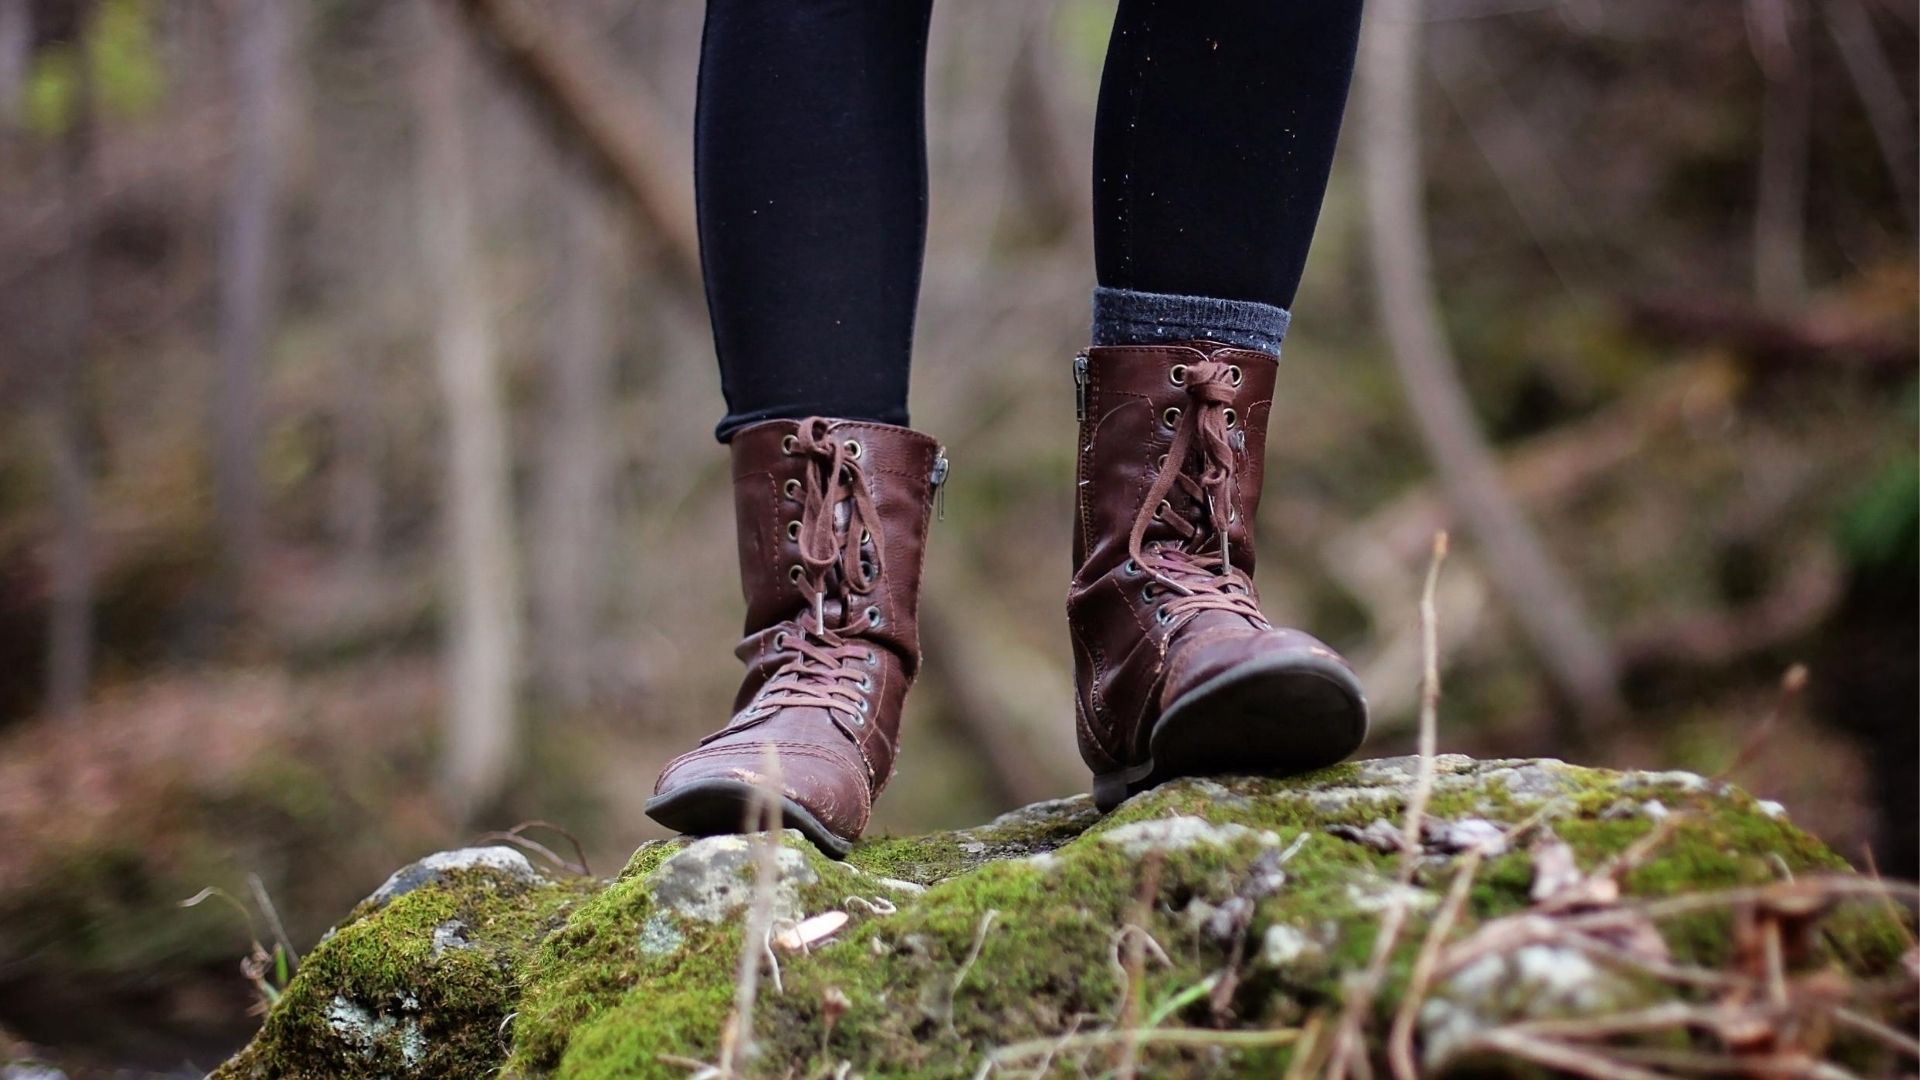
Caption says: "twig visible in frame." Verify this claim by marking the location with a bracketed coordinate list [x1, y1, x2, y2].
[1830, 1005, 1920, 1059]
[1858, 846, 1917, 949]
[1281, 1012, 1330, 1080]
[1114, 852, 1165, 1080]
[1710, 663, 1807, 786]
[941, 908, 1000, 1038]
[1327, 531, 1450, 1079]
[475, 830, 588, 877]
[1555, 877, 1920, 933]
[717, 745, 785, 1077]
[505, 819, 593, 876]
[1557, 934, 1753, 990]
[987, 1026, 1303, 1066]
[1388, 844, 1485, 1079]
[1466, 1027, 1671, 1080]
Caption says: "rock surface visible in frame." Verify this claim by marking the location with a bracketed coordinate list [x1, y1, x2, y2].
[212, 757, 1913, 1078]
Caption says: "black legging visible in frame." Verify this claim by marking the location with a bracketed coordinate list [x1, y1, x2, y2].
[698, 0, 1364, 441]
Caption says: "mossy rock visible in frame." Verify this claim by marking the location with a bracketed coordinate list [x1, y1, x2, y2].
[213, 757, 1914, 1079]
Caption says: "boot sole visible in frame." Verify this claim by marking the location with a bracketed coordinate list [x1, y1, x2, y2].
[1091, 650, 1369, 813]
[645, 780, 856, 859]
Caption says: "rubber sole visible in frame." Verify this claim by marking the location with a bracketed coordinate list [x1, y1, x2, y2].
[645, 779, 855, 859]
[1091, 650, 1369, 812]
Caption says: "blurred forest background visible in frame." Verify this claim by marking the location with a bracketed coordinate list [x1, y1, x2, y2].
[0, 0, 1913, 1074]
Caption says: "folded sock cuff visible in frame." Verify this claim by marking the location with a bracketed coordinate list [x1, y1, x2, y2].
[1091, 285, 1291, 356]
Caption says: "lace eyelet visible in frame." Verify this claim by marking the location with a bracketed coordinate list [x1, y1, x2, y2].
[1168, 364, 1188, 386]
[1143, 584, 1162, 601]
[859, 528, 871, 545]
[1122, 559, 1140, 576]
[857, 697, 870, 714]
[1223, 408, 1237, 429]
[845, 439, 863, 459]
[1162, 406, 1182, 428]
[850, 711, 865, 727]
[1228, 364, 1243, 386]
[857, 674, 872, 691]
[865, 605, 883, 627]
[783, 478, 802, 499]
[773, 632, 788, 650]
[786, 520, 801, 540]
[788, 565, 804, 583]
[1153, 499, 1171, 521]
[1155, 454, 1168, 470]
[1155, 605, 1174, 625]
[781, 434, 798, 454]
[865, 649, 879, 666]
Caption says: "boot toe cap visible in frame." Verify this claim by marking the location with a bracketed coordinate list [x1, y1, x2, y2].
[652, 736, 873, 842]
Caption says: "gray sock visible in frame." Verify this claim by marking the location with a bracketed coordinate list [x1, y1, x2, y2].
[1091, 285, 1291, 356]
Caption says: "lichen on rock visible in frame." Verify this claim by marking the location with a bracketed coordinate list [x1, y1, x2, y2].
[213, 757, 1915, 1079]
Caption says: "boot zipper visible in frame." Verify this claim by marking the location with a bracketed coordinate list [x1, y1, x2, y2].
[930, 449, 950, 521]
[1073, 350, 1090, 422]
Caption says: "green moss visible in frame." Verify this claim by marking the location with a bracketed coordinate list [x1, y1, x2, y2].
[216, 759, 1917, 1079]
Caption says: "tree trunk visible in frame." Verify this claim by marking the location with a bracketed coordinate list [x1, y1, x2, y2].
[1359, 0, 1623, 731]
[532, 165, 616, 709]
[0, 0, 29, 128]
[415, 6, 521, 822]
[214, 0, 290, 600]
[44, 1, 98, 721]
[1748, 0, 1809, 310]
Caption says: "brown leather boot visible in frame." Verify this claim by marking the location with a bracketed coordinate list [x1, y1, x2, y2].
[646, 417, 947, 856]
[1069, 342, 1368, 811]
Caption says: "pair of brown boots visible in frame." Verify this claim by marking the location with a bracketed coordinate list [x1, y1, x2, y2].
[645, 342, 1369, 856]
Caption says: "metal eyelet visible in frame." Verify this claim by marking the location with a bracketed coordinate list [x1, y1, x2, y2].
[781, 434, 798, 454]
[845, 439, 863, 459]
[1228, 364, 1243, 386]
[1153, 499, 1171, 521]
[1229, 505, 1239, 523]
[857, 673, 872, 691]
[788, 565, 805, 583]
[857, 697, 871, 714]
[786, 520, 801, 540]
[783, 478, 802, 499]
[773, 632, 788, 650]
[1122, 559, 1140, 576]
[865, 605, 883, 627]
[859, 528, 871, 545]
[1155, 454, 1168, 470]
[865, 649, 879, 667]
[1162, 406, 1182, 428]
[1223, 408, 1237, 429]
[1156, 605, 1174, 625]
[849, 711, 865, 727]
[1168, 364, 1188, 386]
[1143, 583, 1162, 601]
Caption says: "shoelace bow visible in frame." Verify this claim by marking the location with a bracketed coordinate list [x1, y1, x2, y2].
[1125, 359, 1267, 626]
[735, 420, 888, 728]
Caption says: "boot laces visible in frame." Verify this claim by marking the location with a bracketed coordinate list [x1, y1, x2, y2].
[1126, 360, 1267, 627]
[732, 420, 889, 729]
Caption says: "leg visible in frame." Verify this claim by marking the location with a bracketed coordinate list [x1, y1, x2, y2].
[653, 0, 948, 855]
[696, 0, 935, 442]
[1070, 0, 1370, 809]
[1091, 0, 1364, 351]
